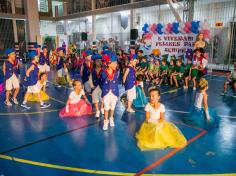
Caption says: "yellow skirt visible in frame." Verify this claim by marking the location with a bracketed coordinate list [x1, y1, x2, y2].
[136, 121, 187, 150]
[27, 91, 50, 102]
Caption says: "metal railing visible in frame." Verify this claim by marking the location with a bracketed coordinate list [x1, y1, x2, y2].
[96, 0, 130, 9]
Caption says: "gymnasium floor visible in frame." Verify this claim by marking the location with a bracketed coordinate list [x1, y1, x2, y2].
[0, 69, 235, 176]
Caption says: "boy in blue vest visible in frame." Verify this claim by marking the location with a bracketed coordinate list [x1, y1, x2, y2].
[21, 51, 50, 109]
[122, 54, 138, 113]
[39, 45, 50, 74]
[101, 53, 119, 131]
[3, 48, 20, 106]
[89, 54, 104, 118]
[80, 50, 93, 93]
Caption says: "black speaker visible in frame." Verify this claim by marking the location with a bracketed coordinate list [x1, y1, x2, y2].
[130, 40, 136, 45]
[81, 32, 87, 41]
[130, 29, 138, 40]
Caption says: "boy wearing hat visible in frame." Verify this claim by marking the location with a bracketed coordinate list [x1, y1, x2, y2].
[21, 51, 50, 109]
[101, 53, 119, 130]
[80, 50, 93, 93]
[123, 54, 138, 113]
[3, 48, 20, 106]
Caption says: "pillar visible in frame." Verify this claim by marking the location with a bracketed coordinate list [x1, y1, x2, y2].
[24, 0, 40, 51]
[91, 0, 96, 41]
[11, 0, 20, 57]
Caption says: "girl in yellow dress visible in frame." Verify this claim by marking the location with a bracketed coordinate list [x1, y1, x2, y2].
[136, 88, 187, 150]
[27, 72, 49, 102]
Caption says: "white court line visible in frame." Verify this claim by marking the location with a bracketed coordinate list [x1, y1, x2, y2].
[166, 109, 236, 119]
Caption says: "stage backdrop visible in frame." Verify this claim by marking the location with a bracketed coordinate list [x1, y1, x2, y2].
[148, 33, 197, 59]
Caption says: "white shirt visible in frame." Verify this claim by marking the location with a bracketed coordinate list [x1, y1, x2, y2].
[69, 89, 85, 104]
[145, 103, 165, 123]
[36, 80, 46, 90]
[137, 81, 144, 88]
[194, 92, 204, 109]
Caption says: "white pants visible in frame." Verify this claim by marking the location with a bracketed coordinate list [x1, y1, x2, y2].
[92, 86, 102, 103]
[27, 84, 40, 93]
[103, 91, 118, 111]
[84, 81, 91, 93]
[39, 64, 50, 73]
[126, 86, 136, 102]
[5, 74, 20, 91]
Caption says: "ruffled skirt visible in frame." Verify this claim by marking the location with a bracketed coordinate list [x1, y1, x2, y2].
[27, 90, 50, 102]
[136, 121, 187, 150]
[133, 86, 148, 108]
[183, 107, 219, 129]
[59, 99, 92, 118]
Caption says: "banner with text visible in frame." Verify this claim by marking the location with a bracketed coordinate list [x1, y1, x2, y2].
[150, 33, 197, 59]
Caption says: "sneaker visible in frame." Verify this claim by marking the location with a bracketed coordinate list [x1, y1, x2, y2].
[95, 111, 100, 118]
[221, 92, 227, 96]
[183, 86, 188, 89]
[109, 117, 115, 127]
[40, 103, 51, 109]
[127, 108, 135, 113]
[232, 94, 236, 98]
[193, 87, 196, 91]
[11, 98, 18, 105]
[103, 120, 109, 131]
[57, 85, 62, 88]
[101, 108, 104, 115]
[21, 103, 31, 109]
[4, 101, 12, 106]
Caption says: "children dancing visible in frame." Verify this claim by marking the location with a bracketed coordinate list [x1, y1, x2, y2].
[21, 51, 50, 109]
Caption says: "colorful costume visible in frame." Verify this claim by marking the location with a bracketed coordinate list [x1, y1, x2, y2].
[90, 68, 103, 104]
[56, 56, 70, 85]
[27, 80, 49, 102]
[183, 92, 219, 129]
[39, 52, 50, 73]
[136, 103, 187, 150]
[4, 60, 20, 91]
[81, 62, 92, 92]
[133, 82, 147, 108]
[101, 69, 119, 111]
[59, 89, 92, 118]
[124, 66, 136, 102]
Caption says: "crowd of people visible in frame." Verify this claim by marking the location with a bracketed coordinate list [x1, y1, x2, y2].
[0, 39, 235, 150]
